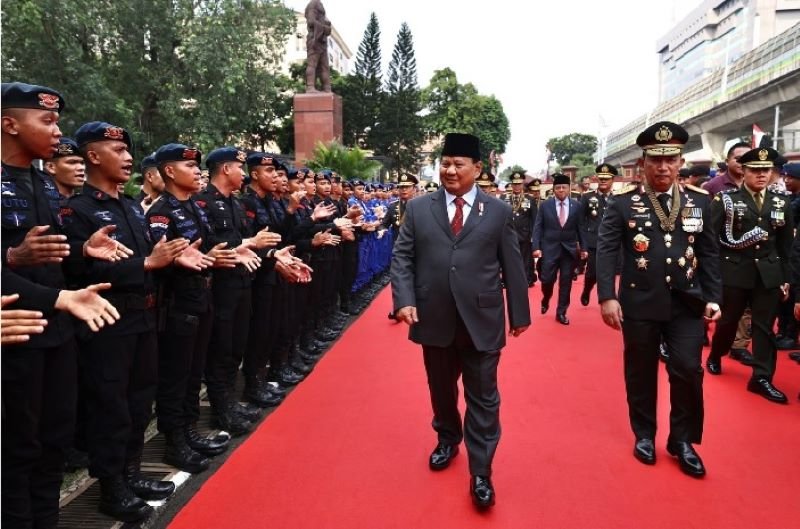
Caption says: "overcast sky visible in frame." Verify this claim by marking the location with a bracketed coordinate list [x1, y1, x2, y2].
[285, 0, 699, 172]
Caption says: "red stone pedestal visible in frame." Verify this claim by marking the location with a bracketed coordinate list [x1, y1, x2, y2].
[293, 92, 343, 164]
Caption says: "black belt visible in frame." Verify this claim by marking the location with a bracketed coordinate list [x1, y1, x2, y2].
[172, 275, 212, 290]
[104, 292, 157, 310]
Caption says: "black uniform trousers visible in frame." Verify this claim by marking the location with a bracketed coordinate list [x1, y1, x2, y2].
[710, 280, 781, 380]
[243, 279, 274, 380]
[82, 329, 158, 477]
[2, 341, 77, 529]
[205, 281, 252, 407]
[421, 315, 501, 477]
[540, 247, 577, 315]
[621, 293, 704, 444]
[518, 239, 533, 284]
[267, 280, 292, 372]
[156, 307, 213, 433]
[340, 240, 359, 308]
[584, 248, 598, 294]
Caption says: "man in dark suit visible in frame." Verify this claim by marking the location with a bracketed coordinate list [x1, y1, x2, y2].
[579, 164, 617, 305]
[532, 173, 587, 324]
[706, 147, 793, 403]
[391, 133, 531, 509]
[596, 121, 722, 478]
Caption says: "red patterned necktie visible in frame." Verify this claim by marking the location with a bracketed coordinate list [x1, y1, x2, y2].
[451, 197, 465, 236]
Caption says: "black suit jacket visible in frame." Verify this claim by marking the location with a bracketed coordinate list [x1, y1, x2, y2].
[391, 188, 531, 351]
[531, 196, 586, 257]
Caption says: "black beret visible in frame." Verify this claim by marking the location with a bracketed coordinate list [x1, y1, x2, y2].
[781, 163, 800, 178]
[140, 154, 158, 171]
[332, 175, 342, 183]
[287, 167, 300, 180]
[595, 164, 618, 178]
[155, 143, 201, 165]
[74, 121, 132, 150]
[246, 152, 279, 170]
[397, 172, 418, 186]
[739, 147, 781, 168]
[441, 133, 480, 160]
[315, 169, 333, 182]
[552, 173, 571, 186]
[678, 168, 691, 178]
[636, 121, 689, 156]
[1, 82, 64, 113]
[352, 179, 365, 187]
[206, 147, 247, 170]
[341, 180, 353, 189]
[53, 138, 80, 158]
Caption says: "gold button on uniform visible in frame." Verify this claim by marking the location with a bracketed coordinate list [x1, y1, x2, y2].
[666, 258, 672, 264]
[666, 276, 671, 283]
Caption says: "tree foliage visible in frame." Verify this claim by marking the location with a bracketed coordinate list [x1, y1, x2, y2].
[371, 23, 424, 173]
[341, 12, 382, 148]
[1, 0, 295, 158]
[546, 133, 598, 166]
[306, 141, 382, 180]
[421, 68, 510, 164]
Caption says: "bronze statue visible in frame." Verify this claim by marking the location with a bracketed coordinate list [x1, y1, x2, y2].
[305, 0, 332, 92]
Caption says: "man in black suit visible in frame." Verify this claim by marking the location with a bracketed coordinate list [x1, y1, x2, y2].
[596, 121, 722, 478]
[391, 133, 531, 509]
[579, 164, 616, 305]
[532, 173, 587, 324]
[706, 147, 793, 403]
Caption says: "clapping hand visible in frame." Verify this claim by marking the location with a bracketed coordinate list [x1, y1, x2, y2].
[54, 283, 120, 332]
[1, 294, 47, 344]
[145, 236, 189, 271]
[175, 239, 215, 271]
[235, 245, 262, 272]
[7, 225, 70, 266]
[83, 225, 134, 262]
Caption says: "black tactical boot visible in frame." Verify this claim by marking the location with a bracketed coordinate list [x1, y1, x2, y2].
[185, 424, 229, 457]
[99, 475, 153, 522]
[164, 429, 209, 473]
[124, 458, 175, 501]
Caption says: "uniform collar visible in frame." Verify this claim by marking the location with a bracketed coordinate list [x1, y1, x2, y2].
[82, 182, 114, 201]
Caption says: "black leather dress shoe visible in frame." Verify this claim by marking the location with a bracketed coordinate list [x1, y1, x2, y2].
[729, 348, 754, 365]
[580, 291, 590, 306]
[775, 337, 798, 350]
[470, 475, 495, 508]
[633, 438, 656, 465]
[666, 441, 706, 478]
[556, 313, 569, 325]
[788, 351, 800, 363]
[541, 298, 550, 314]
[705, 358, 722, 375]
[747, 377, 788, 403]
[429, 443, 458, 470]
[658, 342, 670, 363]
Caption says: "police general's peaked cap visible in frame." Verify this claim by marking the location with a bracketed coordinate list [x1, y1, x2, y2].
[75, 121, 132, 150]
[510, 171, 525, 184]
[398, 172, 418, 186]
[441, 133, 481, 160]
[636, 121, 688, 156]
[595, 164, 618, 178]
[1, 82, 65, 113]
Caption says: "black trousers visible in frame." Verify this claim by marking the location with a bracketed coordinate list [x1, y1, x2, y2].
[2, 341, 77, 529]
[82, 330, 158, 478]
[205, 284, 252, 406]
[518, 239, 532, 284]
[421, 316, 501, 477]
[540, 247, 577, 315]
[583, 248, 598, 294]
[710, 282, 781, 380]
[243, 280, 274, 380]
[621, 295, 704, 444]
[340, 241, 359, 306]
[156, 308, 213, 433]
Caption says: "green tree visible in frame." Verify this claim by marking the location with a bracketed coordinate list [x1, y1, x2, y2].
[2, 0, 295, 157]
[306, 141, 382, 180]
[372, 23, 424, 172]
[546, 133, 598, 166]
[421, 68, 510, 164]
[498, 164, 526, 181]
[341, 13, 383, 148]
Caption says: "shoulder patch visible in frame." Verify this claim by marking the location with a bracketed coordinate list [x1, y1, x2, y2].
[684, 183, 709, 195]
[614, 184, 638, 196]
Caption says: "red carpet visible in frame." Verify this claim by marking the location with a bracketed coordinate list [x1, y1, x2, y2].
[170, 282, 800, 529]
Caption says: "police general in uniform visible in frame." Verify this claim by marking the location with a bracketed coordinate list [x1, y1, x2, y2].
[706, 147, 793, 404]
[578, 164, 616, 305]
[596, 121, 722, 478]
[502, 171, 536, 286]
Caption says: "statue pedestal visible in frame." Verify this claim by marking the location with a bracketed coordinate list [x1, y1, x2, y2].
[293, 92, 343, 164]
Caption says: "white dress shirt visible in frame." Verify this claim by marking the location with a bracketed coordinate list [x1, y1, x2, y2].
[444, 185, 478, 223]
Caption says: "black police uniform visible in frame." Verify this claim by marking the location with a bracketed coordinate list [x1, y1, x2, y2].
[195, 182, 254, 421]
[707, 156, 793, 396]
[579, 186, 613, 301]
[502, 189, 536, 285]
[1, 163, 78, 529]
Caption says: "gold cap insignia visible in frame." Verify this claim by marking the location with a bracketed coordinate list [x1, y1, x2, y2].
[758, 149, 769, 161]
[655, 125, 673, 142]
[601, 165, 609, 173]
[400, 174, 408, 181]
[236, 151, 247, 162]
[57, 143, 75, 155]
[261, 157, 273, 165]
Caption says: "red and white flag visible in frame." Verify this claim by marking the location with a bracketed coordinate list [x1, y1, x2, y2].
[752, 124, 766, 148]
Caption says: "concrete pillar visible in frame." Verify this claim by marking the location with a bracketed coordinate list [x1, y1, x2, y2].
[700, 132, 728, 160]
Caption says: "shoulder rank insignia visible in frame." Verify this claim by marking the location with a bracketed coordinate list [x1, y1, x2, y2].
[684, 183, 709, 195]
